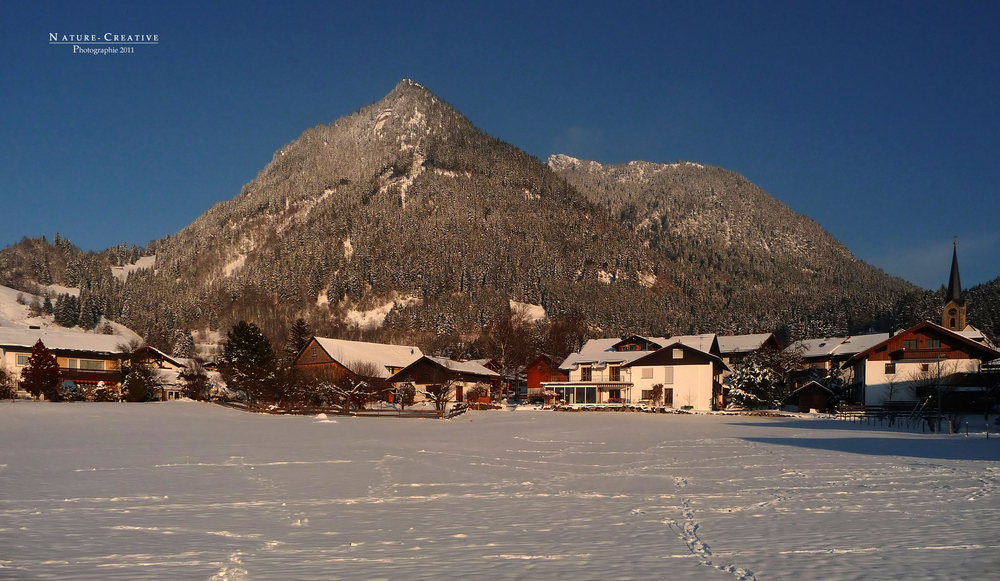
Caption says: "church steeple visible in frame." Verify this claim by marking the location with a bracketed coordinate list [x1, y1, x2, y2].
[942, 242, 966, 331]
[945, 243, 963, 306]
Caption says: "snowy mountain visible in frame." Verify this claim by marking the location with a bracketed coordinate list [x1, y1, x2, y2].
[1, 80, 924, 350]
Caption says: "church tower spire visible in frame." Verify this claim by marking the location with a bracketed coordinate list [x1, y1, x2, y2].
[942, 241, 966, 331]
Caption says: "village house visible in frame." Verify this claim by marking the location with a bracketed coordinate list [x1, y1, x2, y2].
[545, 334, 727, 410]
[134, 345, 217, 401]
[717, 333, 780, 368]
[840, 320, 1000, 408]
[387, 356, 500, 403]
[0, 326, 125, 398]
[523, 354, 568, 401]
[294, 336, 423, 381]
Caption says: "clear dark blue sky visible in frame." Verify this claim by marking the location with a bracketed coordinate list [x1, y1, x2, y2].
[2, 1, 998, 289]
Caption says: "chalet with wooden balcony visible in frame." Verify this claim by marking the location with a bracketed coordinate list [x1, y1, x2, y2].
[841, 321, 1000, 406]
[0, 326, 125, 397]
[546, 334, 726, 410]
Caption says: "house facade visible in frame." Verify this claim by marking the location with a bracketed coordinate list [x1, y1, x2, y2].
[523, 354, 568, 399]
[841, 321, 1000, 407]
[294, 337, 423, 382]
[545, 335, 726, 410]
[387, 356, 500, 403]
[0, 327, 124, 397]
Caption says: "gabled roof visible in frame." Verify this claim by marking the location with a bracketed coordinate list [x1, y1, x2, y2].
[790, 380, 833, 396]
[669, 333, 720, 355]
[429, 357, 500, 378]
[717, 333, 777, 356]
[311, 337, 423, 378]
[0, 326, 126, 356]
[609, 335, 665, 351]
[388, 355, 500, 383]
[621, 341, 729, 371]
[140, 345, 186, 369]
[957, 325, 992, 346]
[791, 333, 890, 360]
[559, 336, 670, 370]
[843, 321, 1000, 366]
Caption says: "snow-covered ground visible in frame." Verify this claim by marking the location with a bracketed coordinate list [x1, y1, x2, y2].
[1, 403, 998, 580]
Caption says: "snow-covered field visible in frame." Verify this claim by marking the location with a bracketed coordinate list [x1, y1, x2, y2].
[1, 403, 998, 580]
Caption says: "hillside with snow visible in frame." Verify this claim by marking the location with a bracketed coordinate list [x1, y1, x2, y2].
[0, 284, 142, 345]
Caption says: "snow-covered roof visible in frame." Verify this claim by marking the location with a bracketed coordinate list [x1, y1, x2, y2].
[428, 357, 500, 377]
[560, 336, 669, 370]
[792, 337, 847, 358]
[670, 333, 718, 353]
[834, 333, 890, 355]
[957, 325, 992, 347]
[312, 337, 423, 378]
[0, 326, 127, 355]
[717, 333, 775, 355]
[791, 334, 889, 359]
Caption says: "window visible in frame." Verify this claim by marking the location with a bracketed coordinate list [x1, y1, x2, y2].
[68, 359, 78, 369]
[926, 339, 941, 349]
[903, 340, 918, 350]
[641, 367, 653, 379]
[885, 362, 895, 374]
[580, 365, 592, 382]
[609, 365, 620, 382]
[664, 367, 674, 384]
[641, 389, 654, 400]
[311, 346, 318, 359]
[921, 363, 930, 372]
[663, 388, 674, 406]
[16, 355, 28, 366]
[672, 349, 684, 359]
[79, 360, 103, 370]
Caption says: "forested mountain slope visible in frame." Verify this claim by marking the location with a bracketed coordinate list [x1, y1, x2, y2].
[0, 80, 959, 352]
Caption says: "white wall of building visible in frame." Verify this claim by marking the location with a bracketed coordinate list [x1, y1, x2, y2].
[859, 358, 980, 406]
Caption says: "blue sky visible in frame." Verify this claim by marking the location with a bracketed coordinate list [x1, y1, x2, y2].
[2, 1, 998, 289]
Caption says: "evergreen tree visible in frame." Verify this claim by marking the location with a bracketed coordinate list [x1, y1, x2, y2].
[219, 321, 276, 407]
[42, 295, 54, 315]
[54, 294, 80, 328]
[172, 329, 195, 358]
[20, 340, 61, 401]
[119, 343, 160, 402]
[284, 318, 313, 364]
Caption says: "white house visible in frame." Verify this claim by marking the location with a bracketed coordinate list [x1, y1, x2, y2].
[840, 321, 1000, 407]
[545, 335, 727, 410]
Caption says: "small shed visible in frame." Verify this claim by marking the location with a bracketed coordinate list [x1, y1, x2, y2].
[790, 381, 833, 413]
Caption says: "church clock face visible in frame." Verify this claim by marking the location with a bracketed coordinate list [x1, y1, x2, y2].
[949, 308, 958, 316]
